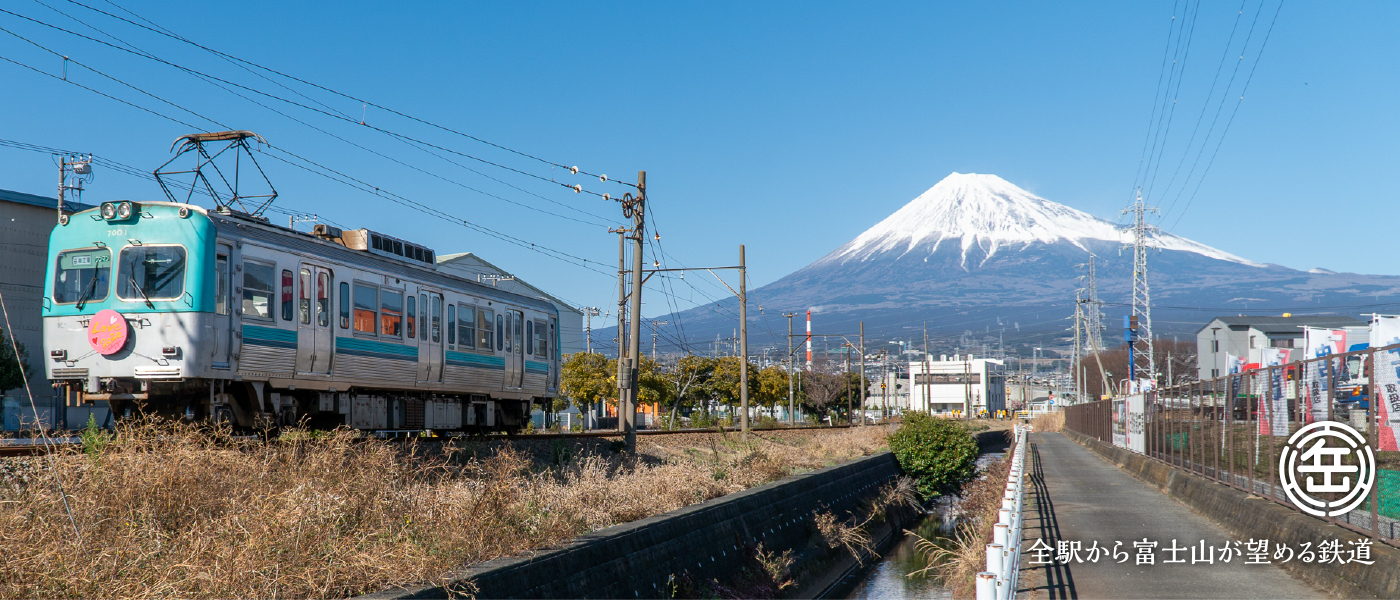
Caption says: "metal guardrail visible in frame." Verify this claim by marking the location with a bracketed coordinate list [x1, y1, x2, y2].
[977, 424, 1028, 600]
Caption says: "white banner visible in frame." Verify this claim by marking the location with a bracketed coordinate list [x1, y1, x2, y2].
[1303, 328, 1346, 423]
[1113, 394, 1147, 454]
[1367, 316, 1400, 451]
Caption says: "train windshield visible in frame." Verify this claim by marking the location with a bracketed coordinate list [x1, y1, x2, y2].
[117, 246, 188, 301]
[53, 248, 112, 304]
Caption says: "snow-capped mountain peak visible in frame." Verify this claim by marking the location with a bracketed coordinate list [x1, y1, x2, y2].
[828, 172, 1259, 267]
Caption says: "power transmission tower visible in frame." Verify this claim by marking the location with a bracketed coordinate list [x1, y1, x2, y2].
[1122, 189, 1159, 387]
[1076, 253, 1105, 353]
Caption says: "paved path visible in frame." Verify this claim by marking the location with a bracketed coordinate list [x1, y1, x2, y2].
[1017, 432, 1324, 599]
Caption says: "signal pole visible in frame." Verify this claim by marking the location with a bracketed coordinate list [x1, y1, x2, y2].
[785, 312, 797, 425]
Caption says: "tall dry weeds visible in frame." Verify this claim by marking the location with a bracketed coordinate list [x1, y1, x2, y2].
[0, 420, 888, 599]
[907, 454, 1012, 599]
[1031, 411, 1064, 433]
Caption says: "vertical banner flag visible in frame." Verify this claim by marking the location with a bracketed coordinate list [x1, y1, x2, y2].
[1303, 328, 1346, 424]
[1260, 349, 1291, 436]
[1367, 316, 1400, 451]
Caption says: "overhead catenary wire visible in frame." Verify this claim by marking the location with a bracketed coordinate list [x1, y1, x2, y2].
[60, 0, 635, 187]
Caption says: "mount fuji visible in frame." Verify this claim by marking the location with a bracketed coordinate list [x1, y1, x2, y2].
[648, 173, 1400, 350]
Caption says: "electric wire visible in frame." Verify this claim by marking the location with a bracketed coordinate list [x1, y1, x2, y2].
[64, 0, 634, 187]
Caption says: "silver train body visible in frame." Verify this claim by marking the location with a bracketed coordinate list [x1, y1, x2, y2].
[43, 201, 559, 432]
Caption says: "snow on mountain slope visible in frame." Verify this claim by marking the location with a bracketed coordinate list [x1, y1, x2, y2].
[826, 173, 1261, 268]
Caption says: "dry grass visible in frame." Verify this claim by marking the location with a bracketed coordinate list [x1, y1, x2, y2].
[0, 420, 888, 599]
[1031, 412, 1064, 433]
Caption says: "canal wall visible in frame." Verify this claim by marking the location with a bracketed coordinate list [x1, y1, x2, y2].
[1061, 429, 1400, 599]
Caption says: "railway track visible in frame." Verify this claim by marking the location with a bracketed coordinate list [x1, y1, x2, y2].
[0, 424, 878, 457]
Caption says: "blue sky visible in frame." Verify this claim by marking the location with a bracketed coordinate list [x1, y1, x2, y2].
[2, 1, 1396, 319]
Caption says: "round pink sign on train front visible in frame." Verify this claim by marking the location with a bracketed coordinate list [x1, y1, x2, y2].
[88, 309, 129, 355]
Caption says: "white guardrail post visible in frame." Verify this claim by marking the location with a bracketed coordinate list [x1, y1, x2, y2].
[978, 425, 1028, 600]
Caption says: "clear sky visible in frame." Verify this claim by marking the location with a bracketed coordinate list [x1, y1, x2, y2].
[2, 1, 1396, 320]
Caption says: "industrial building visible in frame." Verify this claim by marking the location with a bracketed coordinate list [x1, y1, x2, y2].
[1195, 315, 1367, 379]
[907, 354, 1007, 415]
[1, 188, 92, 430]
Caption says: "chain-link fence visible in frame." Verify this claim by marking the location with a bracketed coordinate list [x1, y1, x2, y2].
[1065, 342, 1400, 547]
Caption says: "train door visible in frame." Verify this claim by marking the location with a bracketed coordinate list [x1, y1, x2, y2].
[212, 243, 233, 369]
[295, 264, 333, 375]
[504, 309, 525, 389]
[417, 290, 443, 383]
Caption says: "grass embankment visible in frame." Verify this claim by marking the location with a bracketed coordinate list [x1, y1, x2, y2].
[0, 421, 888, 599]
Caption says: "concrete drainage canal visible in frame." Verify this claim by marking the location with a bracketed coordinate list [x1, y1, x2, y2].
[829, 449, 1009, 600]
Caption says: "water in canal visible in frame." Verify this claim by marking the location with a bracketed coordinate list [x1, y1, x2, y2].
[842, 451, 1006, 600]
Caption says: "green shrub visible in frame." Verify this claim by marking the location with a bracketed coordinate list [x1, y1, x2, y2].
[888, 412, 978, 499]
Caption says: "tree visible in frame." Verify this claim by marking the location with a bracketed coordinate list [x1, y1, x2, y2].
[888, 412, 978, 499]
[801, 371, 848, 423]
[756, 365, 791, 419]
[561, 352, 615, 411]
[0, 327, 32, 396]
[1076, 338, 1197, 400]
[665, 355, 713, 427]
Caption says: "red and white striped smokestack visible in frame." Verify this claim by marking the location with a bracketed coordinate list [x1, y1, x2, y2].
[805, 309, 812, 369]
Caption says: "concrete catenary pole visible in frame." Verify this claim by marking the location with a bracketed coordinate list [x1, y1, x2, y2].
[785, 312, 797, 425]
[859, 322, 866, 426]
[622, 171, 647, 451]
[738, 244, 749, 440]
[615, 230, 627, 432]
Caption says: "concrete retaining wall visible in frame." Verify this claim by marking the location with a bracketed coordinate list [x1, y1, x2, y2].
[1062, 429, 1400, 599]
[366, 451, 905, 599]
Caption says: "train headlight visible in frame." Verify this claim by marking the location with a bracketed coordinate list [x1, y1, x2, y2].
[100, 202, 116, 220]
[116, 201, 133, 220]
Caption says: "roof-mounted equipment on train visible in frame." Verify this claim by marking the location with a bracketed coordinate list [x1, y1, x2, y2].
[312, 224, 436, 269]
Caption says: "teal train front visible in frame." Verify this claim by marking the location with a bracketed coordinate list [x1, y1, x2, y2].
[43, 200, 559, 433]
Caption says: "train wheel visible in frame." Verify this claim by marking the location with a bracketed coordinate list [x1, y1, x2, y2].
[214, 407, 236, 430]
[279, 406, 297, 428]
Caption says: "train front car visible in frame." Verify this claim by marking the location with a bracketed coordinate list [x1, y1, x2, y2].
[43, 201, 217, 421]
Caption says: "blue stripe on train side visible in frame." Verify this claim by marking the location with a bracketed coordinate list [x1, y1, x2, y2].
[336, 336, 419, 361]
[446, 351, 505, 370]
[525, 360, 549, 374]
[241, 324, 298, 349]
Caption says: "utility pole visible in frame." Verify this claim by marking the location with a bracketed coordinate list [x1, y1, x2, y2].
[738, 244, 749, 440]
[964, 351, 971, 419]
[845, 344, 852, 425]
[880, 350, 888, 421]
[650, 320, 669, 359]
[612, 227, 628, 432]
[785, 313, 797, 425]
[859, 322, 866, 426]
[922, 322, 930, 414]
[583, 307, 601, 353]
[611, 172, 647, 451]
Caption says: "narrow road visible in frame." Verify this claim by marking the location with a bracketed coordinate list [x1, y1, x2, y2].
[1017, 432, 1323, 599]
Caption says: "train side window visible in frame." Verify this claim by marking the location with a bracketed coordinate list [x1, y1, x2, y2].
[459, 305, 475, 349]
[339, 282, 349, 329]
[406, 295, 417, 339]
[431, 295, 442, 342]
[381, 290, 403, 338]
[242, 261, 275, 320]
[353, 282, 377, 334]
[317, 272, 330, 327]
[447, 304, 456, 346]
[525, 320, 533, 355]
[513, 312, 523, 353]
[478, 308, 494, 350]
[497, 314, 505, 351]
[419, 294, 428, 340]
[282, 270, 295, 322]
[215, 253, 229, 316]
[299, 268, 312, 324]
[535, 319, 548, 358]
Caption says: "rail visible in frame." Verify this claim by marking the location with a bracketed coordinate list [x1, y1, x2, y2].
[977, 424, 1028, 600]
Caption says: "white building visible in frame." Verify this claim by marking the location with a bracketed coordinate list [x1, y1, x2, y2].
[907, 354, 1007, 415]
